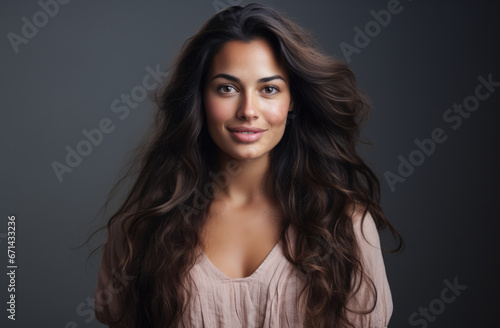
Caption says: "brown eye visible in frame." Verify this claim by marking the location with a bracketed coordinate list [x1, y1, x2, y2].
[218, 85, 236, 93]
[263, 86, 279, 95]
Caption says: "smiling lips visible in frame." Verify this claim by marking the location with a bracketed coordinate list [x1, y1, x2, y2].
[227, 126, 267, 142]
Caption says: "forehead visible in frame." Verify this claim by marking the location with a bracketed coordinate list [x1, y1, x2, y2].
[207, 38, 287, 79]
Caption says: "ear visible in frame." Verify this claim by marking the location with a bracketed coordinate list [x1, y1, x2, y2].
[288, 99, 294, 112]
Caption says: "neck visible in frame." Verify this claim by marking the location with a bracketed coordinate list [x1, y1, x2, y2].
[212, 149, 274, 207]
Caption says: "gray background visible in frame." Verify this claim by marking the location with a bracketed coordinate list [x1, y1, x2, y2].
[1, 0, 499, 327]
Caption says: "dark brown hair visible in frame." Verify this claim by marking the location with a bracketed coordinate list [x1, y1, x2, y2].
[88, 3, 403, 327]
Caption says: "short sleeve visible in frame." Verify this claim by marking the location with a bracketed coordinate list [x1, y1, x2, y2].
[346, 210, 393, 328]
[93, 223, 131, 326]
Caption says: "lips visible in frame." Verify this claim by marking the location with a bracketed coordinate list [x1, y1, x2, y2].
[227, 126, 267, 142]
[227, 126, 267, 133]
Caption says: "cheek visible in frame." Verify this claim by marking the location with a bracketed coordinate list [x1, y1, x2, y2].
[266, 103, 290, 126]
[204, 97, 231, 125]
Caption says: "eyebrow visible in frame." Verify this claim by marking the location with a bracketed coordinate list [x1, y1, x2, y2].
[210, 73, 287, 84]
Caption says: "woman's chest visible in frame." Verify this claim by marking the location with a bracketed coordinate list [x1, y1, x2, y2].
[199, 200, 283, 280]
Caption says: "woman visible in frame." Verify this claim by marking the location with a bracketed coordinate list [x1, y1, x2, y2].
[93, 3, 403, 327]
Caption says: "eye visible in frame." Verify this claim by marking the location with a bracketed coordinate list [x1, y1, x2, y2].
[217, 85, 237, 94]
[262, 86, 279, 95]
[216, 84, 280, 95]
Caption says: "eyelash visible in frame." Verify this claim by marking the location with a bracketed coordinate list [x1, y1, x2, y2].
[217, 84, 280, 95]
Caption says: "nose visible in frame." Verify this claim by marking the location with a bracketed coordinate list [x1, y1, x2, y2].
[236, 91, 259, 120]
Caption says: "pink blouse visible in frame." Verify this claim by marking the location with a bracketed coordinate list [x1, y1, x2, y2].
[94, 212, 393, 327]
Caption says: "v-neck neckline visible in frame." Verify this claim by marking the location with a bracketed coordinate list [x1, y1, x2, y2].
[198, 240, 282, 282]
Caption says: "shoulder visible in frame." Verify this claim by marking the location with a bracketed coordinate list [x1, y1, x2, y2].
[348, 203, 385, 270]
[346, 203, 393, 327]
[349, 203, 380, 249]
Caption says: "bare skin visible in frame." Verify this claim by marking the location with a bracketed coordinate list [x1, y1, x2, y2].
[201, 193, 283, 279]
[201, 38, 293, 279]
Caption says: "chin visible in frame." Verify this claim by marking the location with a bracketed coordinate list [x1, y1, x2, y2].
[228, 149, 267, 161]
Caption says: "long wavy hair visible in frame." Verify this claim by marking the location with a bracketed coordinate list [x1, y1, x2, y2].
[88, 3, 403, 327]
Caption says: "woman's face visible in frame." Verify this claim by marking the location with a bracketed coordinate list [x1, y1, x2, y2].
[203, 38, 293, 162]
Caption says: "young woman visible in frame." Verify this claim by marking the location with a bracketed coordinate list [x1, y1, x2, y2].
[93, 3, 402, 327]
